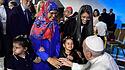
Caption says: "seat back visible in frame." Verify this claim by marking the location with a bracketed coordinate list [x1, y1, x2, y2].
[118, 29, 125, 43]
[114, 29, 121, 40]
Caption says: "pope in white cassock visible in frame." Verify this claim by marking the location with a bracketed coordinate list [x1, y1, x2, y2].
[59, 35, 119, 70]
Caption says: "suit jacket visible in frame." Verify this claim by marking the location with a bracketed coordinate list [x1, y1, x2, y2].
[101, 13, 110, 25]
[109, 13, 115, 24]
[63, 15, 76, 38]
[8, 4, 33, 37]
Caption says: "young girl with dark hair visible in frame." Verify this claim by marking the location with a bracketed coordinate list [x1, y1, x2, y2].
[59, 36, 83, 70]
[6, 35, 36, 70]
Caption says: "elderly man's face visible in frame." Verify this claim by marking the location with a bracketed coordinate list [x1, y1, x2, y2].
[64, 10, 68, 17]
[0, 0, 4, 5]
[82, 41, 92, 60]
[63, 9, 71, 18]
[21, 0, 30, 9]
[23, 0, 29, 4]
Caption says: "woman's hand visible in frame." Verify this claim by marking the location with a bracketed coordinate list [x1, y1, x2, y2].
[47, 57, 62, 69]
[39, 46, 45, 52]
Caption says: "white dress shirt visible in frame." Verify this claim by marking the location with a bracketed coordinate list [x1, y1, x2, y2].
[72, 52, 119, 70]
[81, 26, 84, 33]
[0, 5, 7, 35]
[93, 16, 99, 26]
[20, 4, 25, 14]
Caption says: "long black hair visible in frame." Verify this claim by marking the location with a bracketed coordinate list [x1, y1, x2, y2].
[74, 5, 93, 46]
[93, 9, 100, 17]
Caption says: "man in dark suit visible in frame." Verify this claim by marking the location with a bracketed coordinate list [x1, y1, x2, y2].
[8, 0, 33, 38]
[63, 6, 77, 38]
[4, 0, 33, 69]
[108, 9, 116, 31]
[101, 8, 110, 30]
[107, 9, 116, 41]
[7, 0, 33, 56]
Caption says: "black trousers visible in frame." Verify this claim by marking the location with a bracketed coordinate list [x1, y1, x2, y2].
[0, 34, 12, 57]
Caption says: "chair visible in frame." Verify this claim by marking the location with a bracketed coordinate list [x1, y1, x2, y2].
[107, 24, 125, 65]
[115, 29, 125, 59]
[106, 29, 121, 52]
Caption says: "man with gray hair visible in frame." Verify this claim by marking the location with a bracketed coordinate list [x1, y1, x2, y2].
[59, 35, 119, 70]
[8, 0, 33, 38]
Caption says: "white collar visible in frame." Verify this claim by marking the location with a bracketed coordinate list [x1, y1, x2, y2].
[0, 5, 4, 8]
[20, 4, 25, 12]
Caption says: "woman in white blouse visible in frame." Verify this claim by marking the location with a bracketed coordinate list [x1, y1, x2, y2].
[93, 9, 100, 26]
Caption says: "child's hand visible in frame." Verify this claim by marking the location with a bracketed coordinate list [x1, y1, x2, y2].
[39, 46, 45, 52]
[67, 55, 73, 61]
[33, 57, 41, 63]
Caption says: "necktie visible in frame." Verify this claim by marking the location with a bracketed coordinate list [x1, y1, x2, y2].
[24, 9, 29, 24]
